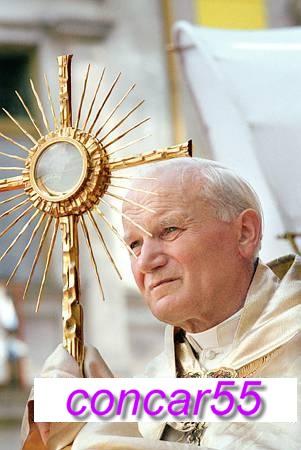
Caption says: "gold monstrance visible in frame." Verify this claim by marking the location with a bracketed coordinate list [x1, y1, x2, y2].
[0, 55, 191, 371]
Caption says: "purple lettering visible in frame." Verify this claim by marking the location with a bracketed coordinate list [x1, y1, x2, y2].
[237, 381, 262, 416]
[167, 389, 191, 416]
[144, 389, 166, 416]
[66, 389, 89, 416]
[211, 381, 236, 416]
[91, 389, 115, 416]
[116, 389, 141, 415]
[193, 389, 212, 415]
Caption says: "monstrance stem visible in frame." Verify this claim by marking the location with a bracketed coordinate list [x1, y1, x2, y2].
[57, 55, 84, 369]
[60, 215, 84, 372]
[58, 55, 73, 128]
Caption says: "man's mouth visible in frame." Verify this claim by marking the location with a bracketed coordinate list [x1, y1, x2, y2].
[150, 278, 178, 290]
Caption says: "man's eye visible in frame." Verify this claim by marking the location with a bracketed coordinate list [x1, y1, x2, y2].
[162, 226, 180, 238]
[130, 240, 140, 250]
[165, 226, 178, 233]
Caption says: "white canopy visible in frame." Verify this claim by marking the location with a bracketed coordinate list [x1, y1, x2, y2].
[173, 22, 301, 260]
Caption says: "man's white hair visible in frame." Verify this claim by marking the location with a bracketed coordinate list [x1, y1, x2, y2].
[189, 158, 263, 225]
[136, 157, 263, 251]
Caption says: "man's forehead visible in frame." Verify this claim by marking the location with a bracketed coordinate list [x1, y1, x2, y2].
[121, 162, 206, 230]
[122, 209, 189, 241]
[122, 183, 193, 218]
[123, 166, 201, 205]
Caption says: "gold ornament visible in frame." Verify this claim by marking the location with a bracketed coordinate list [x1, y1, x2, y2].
[0, 54, 192, 370]
[206, 367, 238, 378]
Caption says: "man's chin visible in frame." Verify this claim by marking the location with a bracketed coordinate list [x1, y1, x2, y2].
[149, 294, 181, 324]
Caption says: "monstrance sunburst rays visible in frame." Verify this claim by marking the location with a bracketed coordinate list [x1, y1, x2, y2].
[0, 54, 192, 370]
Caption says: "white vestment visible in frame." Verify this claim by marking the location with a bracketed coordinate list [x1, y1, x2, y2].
[21, 255, 301, 449]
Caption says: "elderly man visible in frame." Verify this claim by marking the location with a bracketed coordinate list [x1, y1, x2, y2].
[22, 158, 300, 449]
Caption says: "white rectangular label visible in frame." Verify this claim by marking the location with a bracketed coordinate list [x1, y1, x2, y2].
[34, 377, 297, 423]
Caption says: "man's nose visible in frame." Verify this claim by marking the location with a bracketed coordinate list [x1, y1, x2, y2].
[137, 239, 168, 273]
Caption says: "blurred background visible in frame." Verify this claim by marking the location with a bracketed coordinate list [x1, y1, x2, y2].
[0, 0, 300, 448]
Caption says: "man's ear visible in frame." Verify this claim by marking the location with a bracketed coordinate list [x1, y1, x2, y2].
[236, 209, 262, 259]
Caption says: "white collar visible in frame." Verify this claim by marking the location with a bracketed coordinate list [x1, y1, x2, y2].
[186, 308, 242, 349]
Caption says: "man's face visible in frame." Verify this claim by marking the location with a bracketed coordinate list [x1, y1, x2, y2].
[123, 170, 244, 332]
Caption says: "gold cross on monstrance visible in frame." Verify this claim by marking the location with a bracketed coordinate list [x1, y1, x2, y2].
[0, 55, 191, 371]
